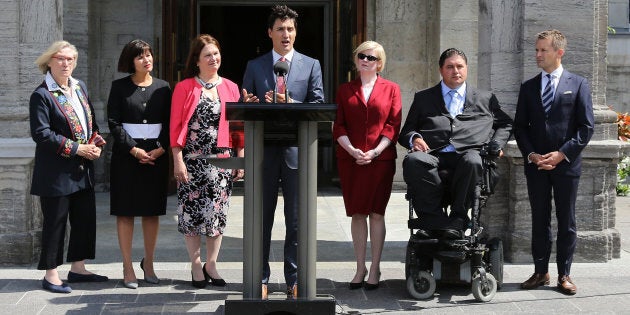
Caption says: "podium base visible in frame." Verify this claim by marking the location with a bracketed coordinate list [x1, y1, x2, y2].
[224, 294, 336, 315]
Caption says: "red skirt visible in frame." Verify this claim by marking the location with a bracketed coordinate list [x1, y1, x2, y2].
[337, 159, 395, 216]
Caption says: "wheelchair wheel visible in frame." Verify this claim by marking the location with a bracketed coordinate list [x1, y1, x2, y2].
[406, 270, 436, 300]
[471, 272, 497, 302]
[487, 238, 504, 289]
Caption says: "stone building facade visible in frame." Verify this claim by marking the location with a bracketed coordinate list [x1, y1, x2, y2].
[0, 0, 626, 264]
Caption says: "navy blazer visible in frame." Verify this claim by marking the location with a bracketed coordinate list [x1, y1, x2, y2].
[399, 83, 513, 152]
[513, 70, 594, 177]
[29, 79, 100, 197]
[241, 50, 325, 168]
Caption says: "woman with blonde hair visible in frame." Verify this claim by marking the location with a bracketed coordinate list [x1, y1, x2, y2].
[30, 40, 109, 293]
[333, 40, 401, 290]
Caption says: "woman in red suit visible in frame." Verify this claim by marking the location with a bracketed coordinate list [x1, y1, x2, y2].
[333, 41, 402, 290]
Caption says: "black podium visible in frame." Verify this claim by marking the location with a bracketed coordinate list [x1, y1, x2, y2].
[224, 103, 337, 315]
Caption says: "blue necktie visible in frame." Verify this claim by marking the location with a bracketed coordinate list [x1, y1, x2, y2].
[447, 90, 459, 117]
[542, 74, 554, 113]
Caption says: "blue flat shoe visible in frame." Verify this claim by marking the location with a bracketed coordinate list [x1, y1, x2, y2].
[42, 278, 72, 293]
[67, 271, 109, 283]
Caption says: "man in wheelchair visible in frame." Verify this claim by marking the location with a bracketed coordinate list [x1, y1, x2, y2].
[399, 48, 513, 239]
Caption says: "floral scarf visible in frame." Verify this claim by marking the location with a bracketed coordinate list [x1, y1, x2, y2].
[47, 82, 93, 157]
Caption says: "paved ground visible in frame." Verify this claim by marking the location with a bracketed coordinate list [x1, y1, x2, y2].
[1, 187, 630, 314]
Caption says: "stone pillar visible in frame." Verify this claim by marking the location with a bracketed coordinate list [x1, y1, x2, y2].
[502, 0, 628, 263]
[369, 0, 440, 188]
[0, 0, 63, 264]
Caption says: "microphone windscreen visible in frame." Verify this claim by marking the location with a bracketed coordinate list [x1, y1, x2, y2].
[273, 61, 290, 76]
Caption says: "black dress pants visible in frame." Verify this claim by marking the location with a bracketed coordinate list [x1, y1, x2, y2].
[37, 188, 96, 270]
[403, 150, 482, 230]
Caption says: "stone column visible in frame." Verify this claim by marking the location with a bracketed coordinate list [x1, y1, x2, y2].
[369, 0, 440, 187]
[502, 0, 628, 263]
[0, 0, 63, 264]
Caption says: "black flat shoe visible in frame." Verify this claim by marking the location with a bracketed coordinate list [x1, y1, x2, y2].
[191, 271, 207, 289]
[202, 263, 226, 286]
[42, 278, 72, 293]
[67, 271, 109, 283]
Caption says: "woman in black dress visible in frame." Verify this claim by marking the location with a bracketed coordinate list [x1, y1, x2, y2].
[107, 39, 171, 289]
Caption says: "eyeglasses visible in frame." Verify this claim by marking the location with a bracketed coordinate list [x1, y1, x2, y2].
[357, 53, 380, 62]
[52, 56, 75, 64]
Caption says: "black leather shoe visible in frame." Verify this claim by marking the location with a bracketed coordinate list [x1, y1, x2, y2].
[441, 229, 462, 240]
[67, 271, 108, 283]
[202, 263, 226, 286]
[348, 270, 367, 290]
[415, 229, 432, 239]
[191, 271, 207, 289]
[364, 272, 381, 290]
[42, 278, 72, 293]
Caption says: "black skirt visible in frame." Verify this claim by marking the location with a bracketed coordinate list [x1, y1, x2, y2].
[109, 138, 168, 216]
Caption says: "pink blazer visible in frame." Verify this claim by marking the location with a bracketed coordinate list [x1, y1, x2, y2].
[170, 77, 241, 149]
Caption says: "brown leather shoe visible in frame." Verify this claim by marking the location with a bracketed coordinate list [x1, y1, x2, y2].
[287, 283, 297, 299]
[261, 283, 268, 300]
[557, 275, 577, 295]
[520, 272, 550, 289]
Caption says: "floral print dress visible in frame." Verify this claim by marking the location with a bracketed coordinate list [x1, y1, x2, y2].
[177, 93, 233, 237]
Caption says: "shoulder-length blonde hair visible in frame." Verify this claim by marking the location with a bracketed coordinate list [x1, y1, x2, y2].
[353, 40, 386, 72]
[35, 41, 79, 74]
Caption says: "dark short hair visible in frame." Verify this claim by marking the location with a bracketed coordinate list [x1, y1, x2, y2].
[267, 4, 298, 30]
[118, 39, 153, 73]
[439, 48, 467, 68]
[183, 34, 221, 79]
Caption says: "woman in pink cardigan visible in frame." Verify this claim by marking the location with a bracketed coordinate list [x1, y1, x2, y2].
[170, 34, 244, 289]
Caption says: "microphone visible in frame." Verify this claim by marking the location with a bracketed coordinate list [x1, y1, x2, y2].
[273, 60, 290, 76]
[273, 60, 290, 103]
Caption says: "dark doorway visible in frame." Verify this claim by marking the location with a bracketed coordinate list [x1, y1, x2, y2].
[162, 0, 366, 187]
[198, 5, 325, 92]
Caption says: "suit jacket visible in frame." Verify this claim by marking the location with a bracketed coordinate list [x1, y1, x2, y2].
[333, 76, 401, 161]
[29, 78, 100, 197]
[513, 70, 594, 177]
[241, 50, 325, 168]
[398, 83, 512, 152]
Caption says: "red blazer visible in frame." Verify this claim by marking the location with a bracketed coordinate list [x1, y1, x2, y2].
[170, 77, 243, 149]
[333, 76, 402, 161]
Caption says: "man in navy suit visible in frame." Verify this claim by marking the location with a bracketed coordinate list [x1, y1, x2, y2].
[514, 29, 594, 295]
[241, 4, 324, 299]
[399, 48, 513, 238]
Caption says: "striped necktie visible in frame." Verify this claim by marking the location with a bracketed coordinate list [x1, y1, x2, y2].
[542, 74, 554, 113]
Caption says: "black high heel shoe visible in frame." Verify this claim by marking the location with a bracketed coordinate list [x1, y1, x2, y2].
[364, 272, 381, 290]
[348, 270, 367, 290]
[203, 263, 226, 286]
[191, 271, 207, 289]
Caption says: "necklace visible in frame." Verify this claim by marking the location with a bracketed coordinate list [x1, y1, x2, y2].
[196, 76, 218, 89]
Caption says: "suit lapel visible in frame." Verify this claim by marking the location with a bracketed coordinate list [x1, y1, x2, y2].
[287, 52, 302, 86]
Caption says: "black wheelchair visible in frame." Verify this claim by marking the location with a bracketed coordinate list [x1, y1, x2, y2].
[404, 141, 504, 302]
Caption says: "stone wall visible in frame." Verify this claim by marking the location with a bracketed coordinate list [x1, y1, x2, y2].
[0, 0, 62, 265]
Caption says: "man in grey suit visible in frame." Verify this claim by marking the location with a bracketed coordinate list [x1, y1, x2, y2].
[399, 48, 512, 238]
[515, 29, 594, 295]
[241, 4, 324, 299]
